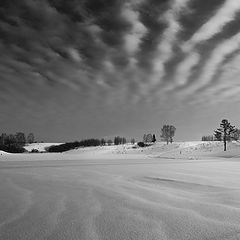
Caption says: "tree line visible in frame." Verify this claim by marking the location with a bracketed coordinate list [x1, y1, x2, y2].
[140, 125, 176, 146]
[1, 119, 239, 154]
[202, 131, 240, 142]
[47, 136, 129, 153]
[0, 132, 35, 153]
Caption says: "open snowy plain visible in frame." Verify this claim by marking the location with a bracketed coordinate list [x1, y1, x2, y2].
[1, 142, 240, 240]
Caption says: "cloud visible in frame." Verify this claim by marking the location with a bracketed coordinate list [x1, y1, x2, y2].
[174, 0, 240, 92]
[1, 0, 239, 111]
[176, 33, 240, 106]
[198, 53, 240, 104]
[67, 47, 82, 62]
[121, 2, 147, 56]
[183, 0, 240, 52]
[174, 52, 200, 87]
[193, 32, 240, 91]
[150, 0, 191, 85]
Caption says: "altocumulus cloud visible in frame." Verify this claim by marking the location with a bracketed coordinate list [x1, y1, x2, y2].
[0, 0, 240, 138]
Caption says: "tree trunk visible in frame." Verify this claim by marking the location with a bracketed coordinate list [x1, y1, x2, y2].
[224, 131, 227, 151]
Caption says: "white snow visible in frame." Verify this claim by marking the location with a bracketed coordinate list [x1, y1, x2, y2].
[1, 141, 240, 239]
[24, 143, 63, 152]
[0, 150, 10, 155]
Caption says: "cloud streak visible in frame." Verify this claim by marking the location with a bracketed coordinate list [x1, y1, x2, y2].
[174, 52, 200, 87]
[198, 53, 240, 104]
[183, 0, 240, 52]
[172, 0, 240, 95]
[189, 32, 240, 93]
[121, 2, 147, 57]
[150, 0, 191, 85]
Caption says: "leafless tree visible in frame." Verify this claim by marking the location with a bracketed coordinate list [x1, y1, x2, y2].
[27, 133, 35, 144]
[161, 125, 176, 144]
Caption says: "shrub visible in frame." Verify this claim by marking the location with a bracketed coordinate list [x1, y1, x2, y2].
[31, 149, 39, 153]
[0, 144, 26, 153]
[47, 139, 102, 153]
[137, 142, 146, 147]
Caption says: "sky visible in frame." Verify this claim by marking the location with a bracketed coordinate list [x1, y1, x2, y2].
[0, 0, 240, 142]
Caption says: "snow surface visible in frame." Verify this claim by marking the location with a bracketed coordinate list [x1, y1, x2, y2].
[0, 150, 10, 155]
[1, 141, 240, 239]
[24, 143, 63, 152]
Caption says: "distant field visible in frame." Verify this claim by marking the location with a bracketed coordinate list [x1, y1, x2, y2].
[1, 142, 240, 239]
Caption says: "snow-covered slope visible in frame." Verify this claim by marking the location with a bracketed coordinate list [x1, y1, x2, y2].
[1, 141, 240, 239]
[24, 143, 63, 152]
[0, 150, 10, 155]
[64, 141, 240, 159]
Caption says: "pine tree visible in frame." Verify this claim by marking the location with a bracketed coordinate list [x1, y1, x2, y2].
[214, 119, 236, 151]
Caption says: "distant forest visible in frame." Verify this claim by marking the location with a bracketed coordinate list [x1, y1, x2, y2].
[0, 124, 178, 153]
[0, 132, 34, 153]
[47, 136, 128, 152]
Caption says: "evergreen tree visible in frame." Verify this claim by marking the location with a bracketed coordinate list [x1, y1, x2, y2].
[214, 119, 236, 151]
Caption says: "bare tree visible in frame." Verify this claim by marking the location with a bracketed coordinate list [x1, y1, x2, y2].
[15, 132, 26, 146]
[202, 135, 214, 141]
[143, 134, 147, 143]
[146, 134, 153, 143]
[114, 136, 126, 145]
[100, 138, 106, 146]
[1, 133, 7, 145]
[161, 125, 176, 144]
[27, 133, 35, 144]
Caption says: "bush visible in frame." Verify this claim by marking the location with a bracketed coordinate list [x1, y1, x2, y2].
[137, 142, 153, 148]
[47, 139, 102, 153]
[47, 142, 78, 152]
[31, 149, 39, 153]
[137, 142, 146, 147]
[0, 144, 26, 153]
